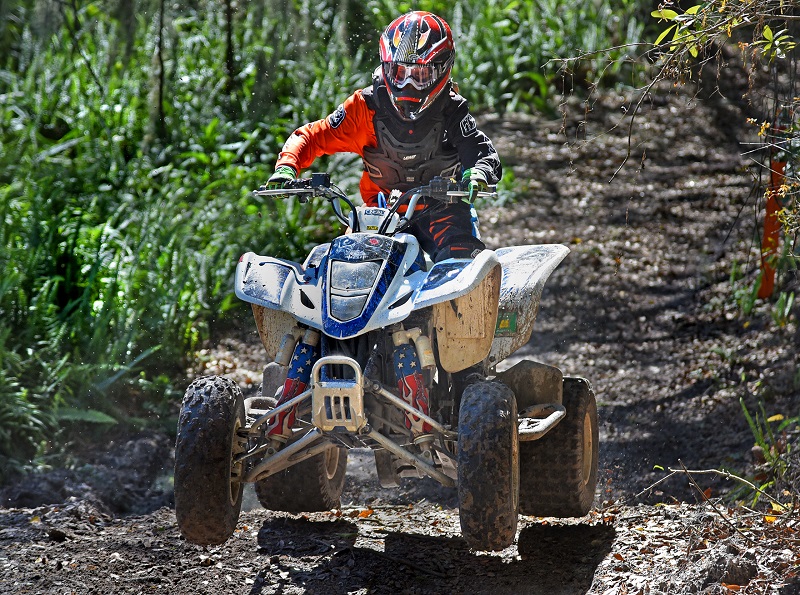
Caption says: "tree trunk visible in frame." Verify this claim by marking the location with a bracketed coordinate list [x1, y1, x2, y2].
[224, 0, 235, 96]
[33, 0, 61, 45]
[144, 0, 167, 150]
[113, 0, 137, 67]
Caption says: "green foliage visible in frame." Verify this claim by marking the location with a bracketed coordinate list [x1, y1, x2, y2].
[739, 397, 799, 506]
[444, 0, 642, 114]
[753, 24, 797, 61]
[728, 261, 761, 316]
[0, 0, 645, 474]
[650, 2, 798, 63]
[771, 291, 795, 328]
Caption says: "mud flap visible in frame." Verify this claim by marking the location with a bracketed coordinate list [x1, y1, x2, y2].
[433, 264, 501, 372]
[252, 304, 297, 361]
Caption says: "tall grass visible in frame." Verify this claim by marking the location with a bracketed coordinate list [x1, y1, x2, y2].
[0, 0, 644, 478]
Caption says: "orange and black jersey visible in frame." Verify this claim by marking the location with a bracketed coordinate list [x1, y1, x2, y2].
[276, 79, 502, 206]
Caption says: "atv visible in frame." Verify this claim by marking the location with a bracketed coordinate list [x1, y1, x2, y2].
[173, 174, 599, 551]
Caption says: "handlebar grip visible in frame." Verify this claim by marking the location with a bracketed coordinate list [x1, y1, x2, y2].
[252, 187, 313, 197]
[444, 190, 499, 199]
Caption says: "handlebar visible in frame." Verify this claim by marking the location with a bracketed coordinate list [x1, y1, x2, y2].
[253, 174, 497, 203]
[252, 174, 498, 233]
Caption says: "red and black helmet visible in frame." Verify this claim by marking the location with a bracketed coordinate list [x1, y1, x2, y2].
[379, 11, 455, 121]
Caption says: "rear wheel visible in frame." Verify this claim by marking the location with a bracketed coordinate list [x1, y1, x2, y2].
[518, 377, 598, 517]
[254, 445, 348, 512]
[457, 380, 519, 551]
[174, 376, 246, 545]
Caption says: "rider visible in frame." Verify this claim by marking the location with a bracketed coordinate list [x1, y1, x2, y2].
[264, 11, 501, 442]
[265, 10, 502, 263]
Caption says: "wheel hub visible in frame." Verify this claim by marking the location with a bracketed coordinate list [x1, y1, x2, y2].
[229, 419, 246, 506]
[324, 446, 340, 480]
[581, 410, 593, 486]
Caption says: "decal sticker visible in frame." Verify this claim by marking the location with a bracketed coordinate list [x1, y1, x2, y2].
[459, 114, 477, 137]
[331, 234, 392, 261]
[495, 311, 518, 335]
[417, 26, 430, 49]
[328, 104, 346, 129]
[420, 262, 467, 291]
[323, 239, 407, 338]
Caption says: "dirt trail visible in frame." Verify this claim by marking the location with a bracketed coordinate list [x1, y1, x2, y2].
[1, 90, 799, 594]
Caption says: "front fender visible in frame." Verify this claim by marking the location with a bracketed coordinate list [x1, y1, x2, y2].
[234, 252, 323, 330]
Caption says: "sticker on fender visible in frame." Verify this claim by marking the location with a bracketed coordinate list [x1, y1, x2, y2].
[495, 311, 518, 335]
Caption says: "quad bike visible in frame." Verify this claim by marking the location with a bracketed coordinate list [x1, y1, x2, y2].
[173, 173, 599, 551]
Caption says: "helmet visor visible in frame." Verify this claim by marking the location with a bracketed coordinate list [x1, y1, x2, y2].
[384, 62, 438, 90]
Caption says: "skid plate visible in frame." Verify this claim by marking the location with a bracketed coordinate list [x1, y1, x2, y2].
[311, 356, 367, 432]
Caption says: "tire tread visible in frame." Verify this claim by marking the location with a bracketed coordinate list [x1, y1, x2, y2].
[518, 377, 598, 517]
[174, 376, 245, 545]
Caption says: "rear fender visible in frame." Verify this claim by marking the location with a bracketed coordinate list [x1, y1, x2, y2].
[488, 245, 569, 365]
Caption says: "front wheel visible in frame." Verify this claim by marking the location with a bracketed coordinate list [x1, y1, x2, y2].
[457, 380, 519, 551]
[518, 377, 599, 517]
[174, 376, 246, 545]
[254, 445, 348, 512]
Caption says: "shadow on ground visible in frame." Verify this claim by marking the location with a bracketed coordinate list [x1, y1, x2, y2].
[250, 515, 616, 595]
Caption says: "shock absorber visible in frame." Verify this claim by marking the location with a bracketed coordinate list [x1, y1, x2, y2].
[274, 326, 306, 366]
[266, 327, 320, 442]
[392, 327, 435, 443]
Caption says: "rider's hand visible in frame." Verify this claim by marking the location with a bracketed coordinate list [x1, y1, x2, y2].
[462, 168, 488, 203]
[263, 166, 297, 197]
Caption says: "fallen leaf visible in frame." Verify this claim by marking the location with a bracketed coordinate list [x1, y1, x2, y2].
[358, 509, 374, 519]
[614, 553, 625, 561]
[722, 583, 741, 592]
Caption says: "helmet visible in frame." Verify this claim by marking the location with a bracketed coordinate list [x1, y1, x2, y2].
[379, 11, 455, 121]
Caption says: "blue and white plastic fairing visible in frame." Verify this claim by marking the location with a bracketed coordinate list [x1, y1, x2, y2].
[234, 232, 501, 340]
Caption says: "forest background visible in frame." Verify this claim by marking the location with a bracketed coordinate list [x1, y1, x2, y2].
[0, 0, 796, 495]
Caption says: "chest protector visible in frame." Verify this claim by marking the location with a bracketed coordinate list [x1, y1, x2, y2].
[362, 86, 461, 193]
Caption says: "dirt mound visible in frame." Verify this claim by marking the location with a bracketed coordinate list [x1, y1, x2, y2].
[0, 432, 173, 515]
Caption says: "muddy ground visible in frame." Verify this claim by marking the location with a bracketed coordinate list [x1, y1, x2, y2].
[1, 84, 799, 594]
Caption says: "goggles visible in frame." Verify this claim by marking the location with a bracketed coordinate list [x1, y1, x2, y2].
[384, 62, 440, 90]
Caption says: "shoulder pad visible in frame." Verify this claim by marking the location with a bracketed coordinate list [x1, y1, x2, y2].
[362, 84, 378, 111]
